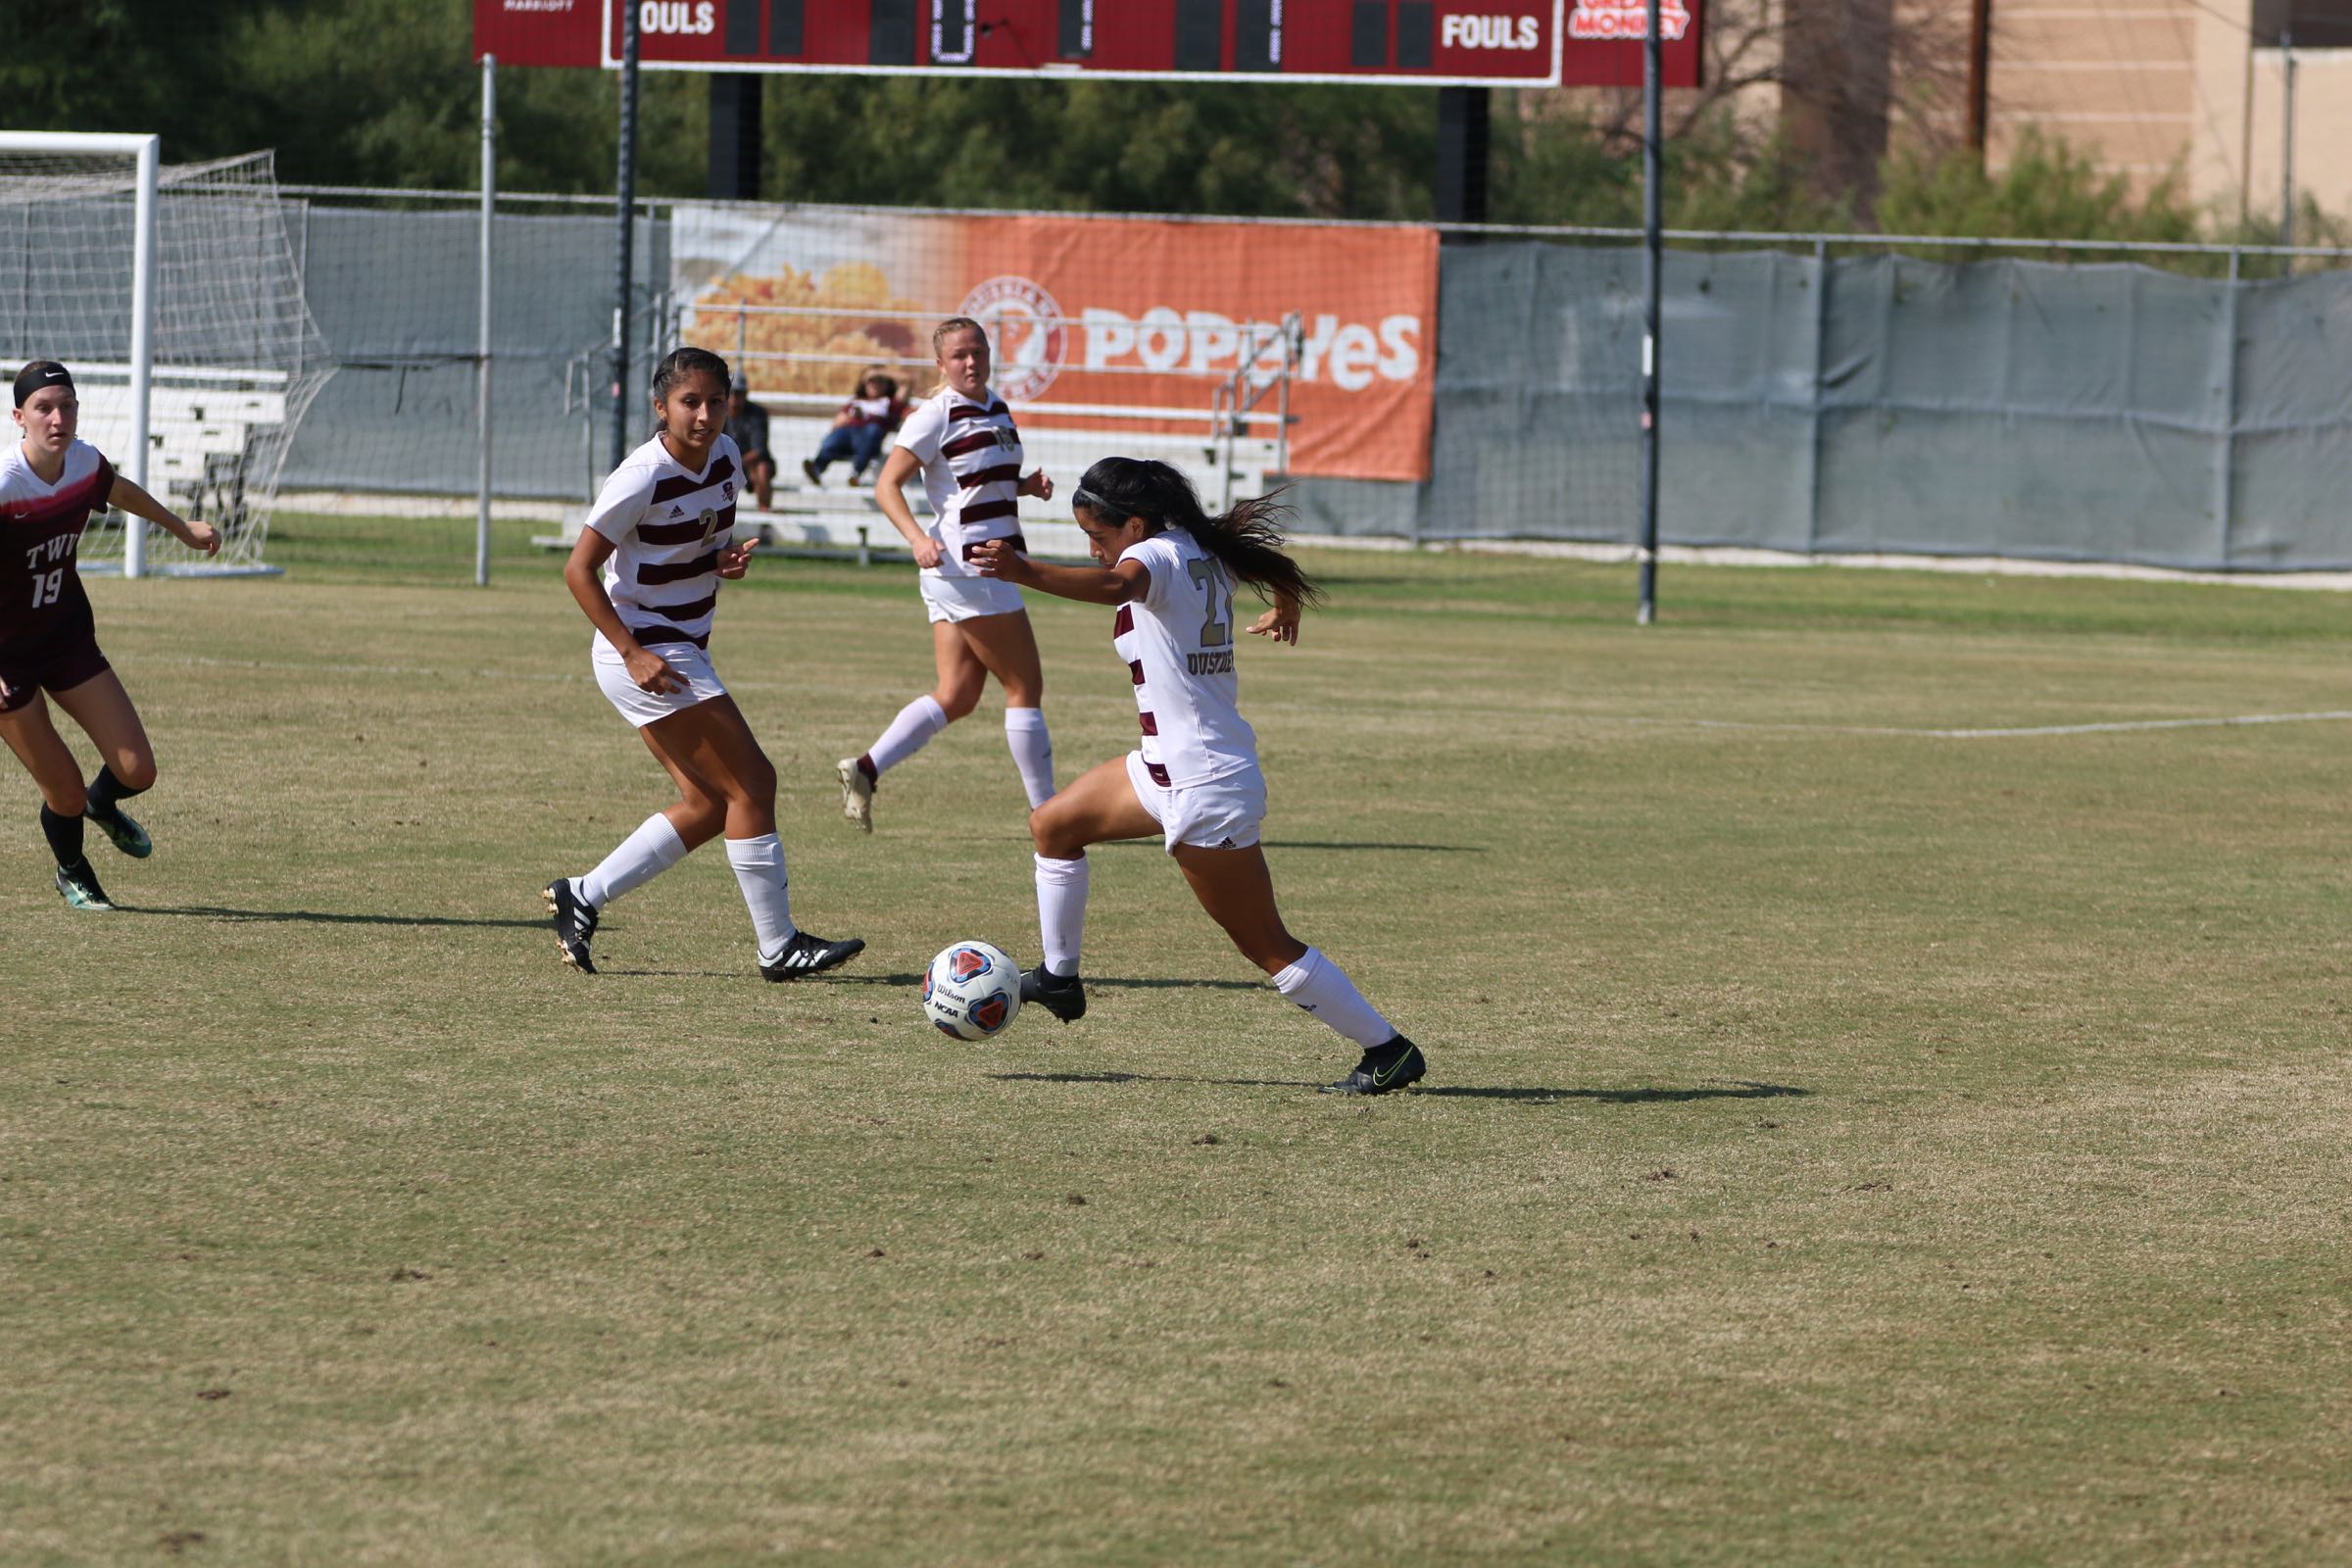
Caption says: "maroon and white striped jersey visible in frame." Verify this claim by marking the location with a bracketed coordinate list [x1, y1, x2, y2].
[585, 433, 741, 651]
[895, 386, 1024, 579]
[1, 438, 113, 649]
[1113, 529, 1259, 790]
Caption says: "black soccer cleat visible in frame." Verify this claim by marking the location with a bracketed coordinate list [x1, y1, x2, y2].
[56, 859, 116, 912]
[1319, 1036, 1427, 1097]
[1019, 964, 1087, 1023]
[87, 804, 152, 859]
[544, 878, 599, 974]
[760, 930, 865, 982]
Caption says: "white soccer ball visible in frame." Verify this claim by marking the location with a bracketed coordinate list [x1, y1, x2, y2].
[923, 940, 1023, 1041]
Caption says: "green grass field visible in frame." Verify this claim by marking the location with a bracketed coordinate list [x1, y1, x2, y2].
[6, 520, 2351, 1564]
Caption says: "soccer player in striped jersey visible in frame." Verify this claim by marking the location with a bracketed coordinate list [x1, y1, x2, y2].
[547, 346, 863, 983]
[972, 458, 1426, 1097]
[833, 318, 1057, 833]
[3, 360, 220, 911]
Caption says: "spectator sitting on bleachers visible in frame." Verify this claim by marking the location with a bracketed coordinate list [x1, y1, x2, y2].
[726, 371, 775, 509]
[801, 367, 907, 489]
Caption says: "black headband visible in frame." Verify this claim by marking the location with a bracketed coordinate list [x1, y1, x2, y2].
[13, 361, 72, 408]
[1071, 487, 1118, 518]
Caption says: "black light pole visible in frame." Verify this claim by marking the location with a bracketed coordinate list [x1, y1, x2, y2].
[609, 0, 641, 471]
[1636, 0, 1664, 624]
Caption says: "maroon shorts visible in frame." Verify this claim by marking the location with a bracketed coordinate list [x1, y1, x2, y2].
[0, 623, 112, 714]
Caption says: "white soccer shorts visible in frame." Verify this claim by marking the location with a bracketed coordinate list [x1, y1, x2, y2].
[592, 633, 728, 728]
[919, 569, 1026, 623]
[1124, 751, 1266, 856]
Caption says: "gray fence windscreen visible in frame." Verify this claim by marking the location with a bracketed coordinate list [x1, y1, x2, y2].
[283, 206, 667, 503]
[1292, 241, 2352, 572]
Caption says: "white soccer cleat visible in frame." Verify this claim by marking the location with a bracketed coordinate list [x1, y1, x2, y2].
[835, 758, 875, 833]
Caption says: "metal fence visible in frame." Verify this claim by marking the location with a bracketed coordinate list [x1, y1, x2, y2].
[274, 189, 2352, 572]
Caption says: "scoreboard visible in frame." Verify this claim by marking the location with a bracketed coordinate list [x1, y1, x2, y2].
[474, 0, 1700, 87]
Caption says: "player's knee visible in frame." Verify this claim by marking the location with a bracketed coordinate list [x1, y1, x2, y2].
[936, 687, 980, 722]
[116, 755, 157, 793]
[737, 754, 778, 805]
[1029, 804, 1079, 858]
[48, 780, 88, 817]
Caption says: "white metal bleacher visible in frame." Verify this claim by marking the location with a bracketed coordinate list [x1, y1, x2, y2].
[38, 363, 290, 519]
[545, 394, 1287, 562]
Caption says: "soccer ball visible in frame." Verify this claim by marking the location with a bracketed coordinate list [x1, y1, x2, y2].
[923, 940, 1023, 1041]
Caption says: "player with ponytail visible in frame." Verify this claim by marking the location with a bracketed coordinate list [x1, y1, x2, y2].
[971, 458, 1425, 1096]
[3, 360, 220, 911]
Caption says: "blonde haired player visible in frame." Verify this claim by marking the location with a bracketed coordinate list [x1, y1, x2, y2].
[546, 346, 863, 983]
[3, 360, 220, 910]
[833, 318, 1056, 832]
[973, 458, 1426, 1096]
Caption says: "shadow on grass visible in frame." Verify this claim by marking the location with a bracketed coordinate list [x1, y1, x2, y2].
[1089, 839, 1484, 855]
[990, 1073, 1810, 1104]
[129, 904, 547, 930]
[826, 972, 1268, 993]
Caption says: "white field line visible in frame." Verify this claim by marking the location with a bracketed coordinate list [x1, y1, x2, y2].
[1621, 710, 2352, 739]
[158, 655, 2352, 741]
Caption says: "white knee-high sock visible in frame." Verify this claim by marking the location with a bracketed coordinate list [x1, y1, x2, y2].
[1004, 707, 1054, 808]
[865, 695, 948, 777]
[578, 812, 690, 909]
[1034, 853, 1089, 976]
[725, 833, 797, 965]
[1272, 947, 1398, 1049]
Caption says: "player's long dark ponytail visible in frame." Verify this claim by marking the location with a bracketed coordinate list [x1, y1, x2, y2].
[1071, 458, 1324, 607]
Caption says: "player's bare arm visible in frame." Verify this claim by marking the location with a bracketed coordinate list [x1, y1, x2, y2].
[871, 445, 943, 567]
[970, 541, 1146, 607]
[564, 528, 686, 695]
[107, 474, 220, 557]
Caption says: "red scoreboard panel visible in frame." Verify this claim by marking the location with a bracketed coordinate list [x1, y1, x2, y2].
[583, 1, 1701, 88]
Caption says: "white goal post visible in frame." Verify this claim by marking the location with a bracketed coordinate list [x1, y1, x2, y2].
[0, 131, 326, 578]
[0, 133, 158, 572]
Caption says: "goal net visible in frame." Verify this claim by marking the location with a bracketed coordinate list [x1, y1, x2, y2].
[0, 135, 329, 574]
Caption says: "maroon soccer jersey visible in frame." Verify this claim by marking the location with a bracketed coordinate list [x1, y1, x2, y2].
[0, 439, 113, 649]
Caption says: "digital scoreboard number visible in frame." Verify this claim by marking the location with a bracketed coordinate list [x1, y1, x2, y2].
[599, 1, 1699, 88]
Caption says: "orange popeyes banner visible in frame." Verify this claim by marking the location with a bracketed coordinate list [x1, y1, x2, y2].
[673, 205, 1439, 482]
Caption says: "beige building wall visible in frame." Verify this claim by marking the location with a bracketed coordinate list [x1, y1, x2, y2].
[1984, 0, 2348, 224]
[2239, 47, 2352, 227]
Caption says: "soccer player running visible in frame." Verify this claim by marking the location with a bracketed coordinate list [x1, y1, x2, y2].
[972, 458, 1425, 1097]
[2, 360, 220, 910]
[546, 346, 863, 983]
[833, 318, 1056, 833]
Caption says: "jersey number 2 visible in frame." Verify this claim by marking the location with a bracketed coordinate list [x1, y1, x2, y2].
[1186, 557, 1234, 648]
[28, 568, 64, 609]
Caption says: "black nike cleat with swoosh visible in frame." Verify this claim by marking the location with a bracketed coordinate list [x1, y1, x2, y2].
[1319, 1036, 1426, 1096]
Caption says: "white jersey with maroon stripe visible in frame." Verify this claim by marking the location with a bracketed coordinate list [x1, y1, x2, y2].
[1, 438, 113, 649]
[894, 385, 1024, 580]
[1113, 529, 1259, 790]
[584, 433, 742, 651]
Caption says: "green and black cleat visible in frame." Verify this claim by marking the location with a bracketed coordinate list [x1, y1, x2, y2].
[1320, 1037, 1427, 1097]
[56, 859, 116, 912]
[87, 804, 152, 859]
